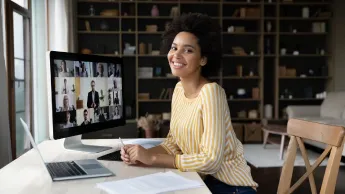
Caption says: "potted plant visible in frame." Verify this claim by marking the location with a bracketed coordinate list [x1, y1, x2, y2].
[137, 113, 163, 138]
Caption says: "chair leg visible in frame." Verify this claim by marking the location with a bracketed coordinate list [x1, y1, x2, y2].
[263, 131, 269, 148]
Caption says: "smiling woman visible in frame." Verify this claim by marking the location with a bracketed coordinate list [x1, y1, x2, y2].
[120, 13, 258, 194]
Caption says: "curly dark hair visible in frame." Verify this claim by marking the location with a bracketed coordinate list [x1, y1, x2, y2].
[161, 13, 222, 78]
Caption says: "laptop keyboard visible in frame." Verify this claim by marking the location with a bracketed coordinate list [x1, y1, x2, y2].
[46, 161, 87, 178]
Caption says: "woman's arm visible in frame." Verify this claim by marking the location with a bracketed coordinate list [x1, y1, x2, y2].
[174, 85, 227, 174]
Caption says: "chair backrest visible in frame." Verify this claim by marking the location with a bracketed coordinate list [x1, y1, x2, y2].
[277, 118, 345, 194]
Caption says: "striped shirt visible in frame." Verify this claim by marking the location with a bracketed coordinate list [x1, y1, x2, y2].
[161, 81, 258, 188]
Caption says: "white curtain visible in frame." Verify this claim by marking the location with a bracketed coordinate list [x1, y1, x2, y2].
[0, 0, 13, 168]
[48, 0, 76, 52]
[32, 0, 76, 143]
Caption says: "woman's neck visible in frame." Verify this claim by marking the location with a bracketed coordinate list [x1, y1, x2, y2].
[180, 74, 208, 99]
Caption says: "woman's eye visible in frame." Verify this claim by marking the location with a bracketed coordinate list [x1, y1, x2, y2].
[170, 46, 176, 50]
[185, 49, 193, 53]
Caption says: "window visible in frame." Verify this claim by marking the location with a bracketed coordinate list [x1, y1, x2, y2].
[5, 0, 32, 159]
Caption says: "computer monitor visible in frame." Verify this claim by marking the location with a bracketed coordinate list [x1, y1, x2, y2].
[47, 51, 126, 153]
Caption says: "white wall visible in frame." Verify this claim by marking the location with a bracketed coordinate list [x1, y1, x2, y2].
[333, 0, 345, 91]
[0, 0, 13, 168]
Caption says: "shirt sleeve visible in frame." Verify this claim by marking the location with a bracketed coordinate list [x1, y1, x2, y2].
[160, 130, 182, 155]
[175, 84, 226, 174]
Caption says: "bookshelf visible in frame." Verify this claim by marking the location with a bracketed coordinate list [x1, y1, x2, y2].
[75, 0, 333, 131]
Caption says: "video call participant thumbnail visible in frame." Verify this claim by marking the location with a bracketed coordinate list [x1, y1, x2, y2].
[87, 80, 100, 108]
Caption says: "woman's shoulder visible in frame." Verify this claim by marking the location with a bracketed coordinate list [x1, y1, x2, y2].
[200, 82, 225, 97]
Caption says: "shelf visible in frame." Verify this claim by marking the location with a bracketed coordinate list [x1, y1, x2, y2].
[232, 118, 261, 121]
[179, 1, 220, 4]
[223, 17, 260, 20]
[223, 76, 260, 79]
[280, 2, 331, 5]
[138, 31, 164, 34]
[228, 99, 260, 102]
[224, 54, 260, 57]
[279, 76, 330, 79]
[280, 32, 327, 35]
[222, 32, 261, 35]
[78, 31, 119, 34]
[138, 55, 166, 57]
[223, 2, 261, 5]
[280, 17, 331, 20]
[279, 98, 324, 101]
[279, 54, 330, 57]
[78, 15, 119, 19]
[138, 16, 175, 19]
[137, 1, 178, 4]
[264, 55, 276, 57]
[138, 99, 171, 102]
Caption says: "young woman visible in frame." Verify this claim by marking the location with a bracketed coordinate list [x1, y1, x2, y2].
[121, 13, 258, 194]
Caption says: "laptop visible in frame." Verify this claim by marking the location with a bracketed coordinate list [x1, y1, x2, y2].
[20, 118, 115, 181]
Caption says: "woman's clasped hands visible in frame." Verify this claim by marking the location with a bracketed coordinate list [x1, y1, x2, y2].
[120, 144, 154, 166]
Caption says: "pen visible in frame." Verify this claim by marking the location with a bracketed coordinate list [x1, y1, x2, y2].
[119, 137, 125, 148]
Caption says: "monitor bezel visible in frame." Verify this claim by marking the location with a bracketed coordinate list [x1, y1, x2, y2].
[49, 51, 126, 140]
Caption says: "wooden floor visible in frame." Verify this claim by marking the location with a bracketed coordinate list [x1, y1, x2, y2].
[249, 161, 345, 194]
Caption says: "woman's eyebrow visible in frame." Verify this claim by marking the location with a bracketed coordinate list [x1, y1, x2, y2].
[172, 43, 195, 49]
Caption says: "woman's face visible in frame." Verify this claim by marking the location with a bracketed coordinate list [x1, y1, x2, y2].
[167, 32, 205, 79]
[61, 61, 66, 71]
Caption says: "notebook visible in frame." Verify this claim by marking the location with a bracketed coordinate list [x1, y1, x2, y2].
[96, 171, 204, 194]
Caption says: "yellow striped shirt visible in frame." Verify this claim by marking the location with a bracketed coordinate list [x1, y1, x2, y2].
[161, 81, 258, 188]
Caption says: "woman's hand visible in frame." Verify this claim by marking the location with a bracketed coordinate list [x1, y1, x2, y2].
[120, 144, 135, 165]
[127, 145, 154, 166]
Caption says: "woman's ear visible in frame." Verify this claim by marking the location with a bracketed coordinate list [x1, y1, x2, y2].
[200, 57, 207, 66]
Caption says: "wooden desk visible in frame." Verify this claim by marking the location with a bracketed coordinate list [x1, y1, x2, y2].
[0, 138, 211, 194]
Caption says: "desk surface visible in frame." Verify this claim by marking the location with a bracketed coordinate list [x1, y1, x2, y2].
[0, 138, 211, 194]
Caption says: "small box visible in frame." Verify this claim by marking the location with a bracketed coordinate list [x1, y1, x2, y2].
[232, 123, 244, 143]
[244, 123, 262, 143]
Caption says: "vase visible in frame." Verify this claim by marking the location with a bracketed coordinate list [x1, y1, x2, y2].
[145, 129, 156, 138]
[151, 5, 159, 17]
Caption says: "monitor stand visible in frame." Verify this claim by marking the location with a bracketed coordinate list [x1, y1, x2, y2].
[64, 135, 112, 153]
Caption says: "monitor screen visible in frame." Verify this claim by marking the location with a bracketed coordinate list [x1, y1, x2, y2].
[49, 51, 125, 139]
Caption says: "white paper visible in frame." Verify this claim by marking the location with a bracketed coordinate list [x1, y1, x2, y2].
[96, 171, 204, 194]
[123, 139, 163, 149]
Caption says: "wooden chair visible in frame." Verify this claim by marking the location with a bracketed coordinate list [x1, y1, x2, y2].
[278, 118, 345, 194]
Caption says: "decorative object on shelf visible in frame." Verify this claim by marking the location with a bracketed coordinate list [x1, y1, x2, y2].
[237, 88, 246, 98]
[159, 88, 173, 99]
[85, 21, 91, 31]
[138, 93, 150, 100]
[100, 20, 109, 31]
[250, 51, 255, 56]
[320, 49, 325, 55]
[146, 25, 158, 32]
[280, 48, 287, 55]
[264, 104, 273, 119]
[170, 6, 179, 17]
[137, 113, 163, 138]
[286, 68, 296, 77]
[268, 0, 272, 3]
[81, 48, 92, 54]
[312, 22, 326, 33]
[266, 21, 272, 32]
[252, 88, 259, 99]
[148, 43, 152, 54]
[227, 26, 234, 33]
[100, 9, 119, 16]
[279, 66, 286, 76]
[123, 43, 135, 55]
[139, 42, 146, 54]
[308, 69, 314, 76]
[151, 50, 160, 55]
[238, 110, 247, 118]
[89, 5, 95, 16]
[249, 68, 254, 76]
[316, 91, 327, 99]
[138, 67, 153, 78]
[234, 26, 245, 33]
[154, 66, 162, 77]
[151, 5, 159, 17]
[232, 47, 247, 56]
[248, 110, 258, 119]
[293, 50, 299, 55]
[237, 65, 243, 77]
[302, 7, 309, 18]
[114, 51, 119, 55]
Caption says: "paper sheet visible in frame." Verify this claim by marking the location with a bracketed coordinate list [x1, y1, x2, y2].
[123, 139, 163, 149]
[96, 171, 204, 194]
